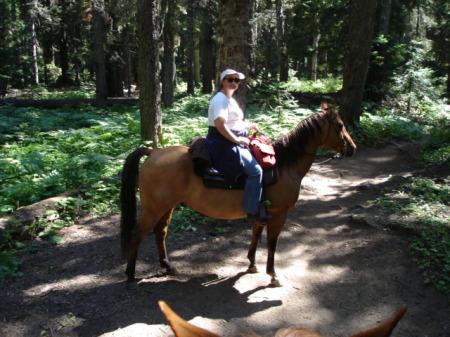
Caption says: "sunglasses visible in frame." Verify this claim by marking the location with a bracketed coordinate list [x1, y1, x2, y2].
[225, 78, 241, 83]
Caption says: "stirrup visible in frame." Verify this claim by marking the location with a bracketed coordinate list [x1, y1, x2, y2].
[247, 204, 272, 223]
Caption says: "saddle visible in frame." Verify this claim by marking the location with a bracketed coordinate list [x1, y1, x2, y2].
[188, 136, 277, 189]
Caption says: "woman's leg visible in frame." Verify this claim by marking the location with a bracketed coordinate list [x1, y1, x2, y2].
[240, 148, 263, 215]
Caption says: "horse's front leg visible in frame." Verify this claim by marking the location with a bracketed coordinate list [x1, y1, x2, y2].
[247, 222, 265, 273]
[154, 208, 178, 275]
[266, 214, 287, 287]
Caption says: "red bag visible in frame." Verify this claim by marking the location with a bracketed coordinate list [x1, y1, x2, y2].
[248, 133, 276, 168]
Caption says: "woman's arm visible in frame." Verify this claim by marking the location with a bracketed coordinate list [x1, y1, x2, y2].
[214, 117, 250, 146]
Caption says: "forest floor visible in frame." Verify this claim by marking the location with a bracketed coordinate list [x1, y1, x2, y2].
[0, 140, 449, 337]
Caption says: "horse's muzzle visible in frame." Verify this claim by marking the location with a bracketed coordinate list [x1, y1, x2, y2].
[344, 144, 357, 157]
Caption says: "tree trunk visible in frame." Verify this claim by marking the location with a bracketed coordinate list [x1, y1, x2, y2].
[105, 10, 124, 98]
[73, 16, 82, 87]
[194, 32, 201, 85]
[186, 0, 195, 95]
[92, 0, 108, 107]
[161, 0, 178, 106]
[58, 28, 70, 86]
[340, 0, 377, 127]
[261, 1, 277, 80]
[124, 25, 133, 97]
[366, 0, 392, 101]
[310, 30, 321, 82]
[137, 0, 162, 146]
[377, 0, 392, 36]
[200, 2, 215, 94]
[42, 0, 54, 86]
[106, 54, 124, 97]
[276, 0, 289, 82]
[30, 18, 39, 85]
[217, 0, 254, 112]
[447, 41, 450, 101]
[28, 0, 39, 85]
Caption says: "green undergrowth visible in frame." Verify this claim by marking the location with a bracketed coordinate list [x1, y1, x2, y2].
[0, 96, 309, 281]
[0, 84, 449, 287]
[360, 100, 450, 167]
[367, 176, 450, 294]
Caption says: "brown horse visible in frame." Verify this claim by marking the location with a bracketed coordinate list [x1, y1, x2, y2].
[159, 300, 407, 337]
[120, 103, 356, 286]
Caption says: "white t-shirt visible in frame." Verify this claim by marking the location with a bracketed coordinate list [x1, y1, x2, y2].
[208, 91, 246, 131]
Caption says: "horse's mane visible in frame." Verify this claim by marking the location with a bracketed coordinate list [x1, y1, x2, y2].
[273, 112, 324, 170]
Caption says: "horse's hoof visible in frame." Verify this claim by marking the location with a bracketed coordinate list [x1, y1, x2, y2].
[270, 278, 282, 287]
[126, 280, 139, 290]
[167, 267, 179, 276]
[247, 266, 258, 274]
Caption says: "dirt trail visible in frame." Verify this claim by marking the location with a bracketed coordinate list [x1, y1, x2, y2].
[1, 141, 449, 337]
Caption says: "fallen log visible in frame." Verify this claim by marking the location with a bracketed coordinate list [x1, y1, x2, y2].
[289, 91, 341, 106]
[0, 98, 138, 109]
[0, 190, 82, 241]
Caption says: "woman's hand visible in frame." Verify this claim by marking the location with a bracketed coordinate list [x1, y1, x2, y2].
[215, 117, 249, 146]
[237, 136, 250, 146]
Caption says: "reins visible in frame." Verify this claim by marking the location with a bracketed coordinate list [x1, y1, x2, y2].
[314, 153, 342, 165]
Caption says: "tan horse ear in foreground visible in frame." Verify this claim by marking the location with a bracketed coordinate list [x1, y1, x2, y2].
[158, 301, 407, 337]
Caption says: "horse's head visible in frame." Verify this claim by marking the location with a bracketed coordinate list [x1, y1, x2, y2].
[320, 101, 356, 158]
[159, 300, 407, 337]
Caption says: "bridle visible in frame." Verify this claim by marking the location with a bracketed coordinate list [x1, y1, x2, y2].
[313, 108, 348, 165]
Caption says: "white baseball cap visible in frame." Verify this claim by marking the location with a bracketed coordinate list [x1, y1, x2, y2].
[220, 69, 245, 81]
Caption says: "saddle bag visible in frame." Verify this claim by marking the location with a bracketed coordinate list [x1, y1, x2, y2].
[248, 133, 276, 169]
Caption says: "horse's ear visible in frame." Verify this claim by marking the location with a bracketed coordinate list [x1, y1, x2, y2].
[349, 306, 407, 337]
[320, 100, 328, 112]
[159, 301, 221, 337]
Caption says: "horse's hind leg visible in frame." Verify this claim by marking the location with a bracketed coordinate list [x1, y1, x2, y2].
[154, 208, 177, 275]
[125, 225, 147, 286]
[247, 222, 265, 273]
[125, 210, 160, 286]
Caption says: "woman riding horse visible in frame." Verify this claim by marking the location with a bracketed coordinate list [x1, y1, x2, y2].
[120, 100, 356, 287]
[205, 68, 271, 223]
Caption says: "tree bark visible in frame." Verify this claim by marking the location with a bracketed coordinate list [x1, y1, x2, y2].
[56, 0, 71, 87]
[377, 0, 392, 36]
[200, 1, 216, 94]
[124, 25, 133, 97]
[310, 30, 321, 82]
[447, 42, 450, 101]
[137, 0, 162, 146]
[186, 0, 195, 95]
[340, 0, 378, 127]
[29, 0, 39, 86]
[105, 10, 124, 98]
[92, 0, 108, 107]
[30, 20, 39, 85]
[276, 0, 289, 82]
[42, 0, 54, 86]
[217, 0, 254, 111]
[161, 0, 178, 106]
[58, 28, 70, 86]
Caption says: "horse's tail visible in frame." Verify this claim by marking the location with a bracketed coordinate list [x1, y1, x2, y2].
[120, 147, 152, 260]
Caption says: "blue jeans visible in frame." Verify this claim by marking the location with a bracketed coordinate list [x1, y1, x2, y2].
[240, 147, 263, 214]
